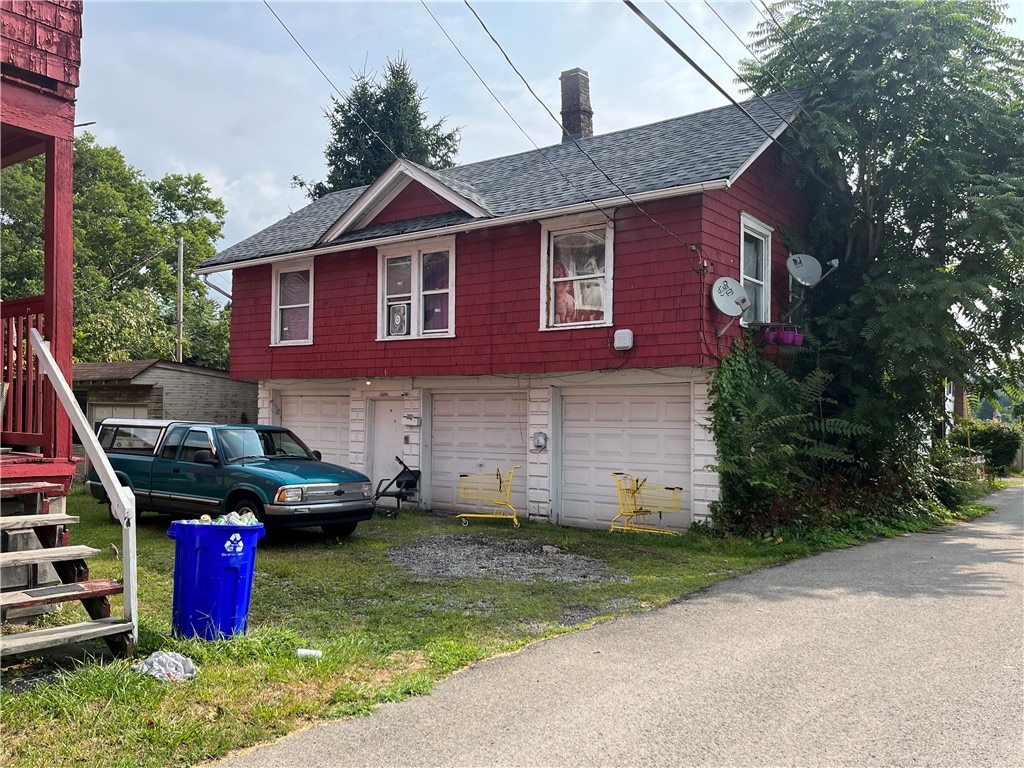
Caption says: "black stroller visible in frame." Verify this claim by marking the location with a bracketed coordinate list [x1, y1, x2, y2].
[373, 456, 421, 518]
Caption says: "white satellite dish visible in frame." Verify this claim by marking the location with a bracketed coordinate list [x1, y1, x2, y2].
[711, 277, 751, 337]
[786, 254, 823, 287]
[711, 277, 750, 317]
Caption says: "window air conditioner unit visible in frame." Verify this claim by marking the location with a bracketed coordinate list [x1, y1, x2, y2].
[389, 304, 410, 336]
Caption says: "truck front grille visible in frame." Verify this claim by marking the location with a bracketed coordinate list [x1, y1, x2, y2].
[304, 483, 365, 504]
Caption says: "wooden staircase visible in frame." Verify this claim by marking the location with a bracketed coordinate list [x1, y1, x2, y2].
[0, 480, 133, 660]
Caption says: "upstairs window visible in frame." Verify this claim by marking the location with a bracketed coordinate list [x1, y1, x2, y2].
[740, 214, 772, 324]
[272, 261, 313, 345]
[378, 238, 455, 339]
[541, 215, 613, 329]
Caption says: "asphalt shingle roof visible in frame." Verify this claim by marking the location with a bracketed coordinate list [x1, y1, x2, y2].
[201, 91, 804, 270]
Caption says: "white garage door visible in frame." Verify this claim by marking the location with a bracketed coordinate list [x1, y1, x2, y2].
[281, 394, 350, 467]
[560, 385, 691, 531]
[430, 392, 528, 514]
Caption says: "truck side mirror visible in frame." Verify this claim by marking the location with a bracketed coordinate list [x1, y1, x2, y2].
[312, 450, 322, 461]
[193, 449, 217, 465]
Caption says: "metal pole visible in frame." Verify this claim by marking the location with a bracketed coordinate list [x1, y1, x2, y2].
[176, 235, 184, 363]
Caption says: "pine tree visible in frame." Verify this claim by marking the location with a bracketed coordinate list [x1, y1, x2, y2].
[295, 56, 460, 199]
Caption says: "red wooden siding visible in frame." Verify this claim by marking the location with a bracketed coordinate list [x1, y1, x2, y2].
[229, 147, 809, 380]
[1, 1, 83, 99]
[367, 181, 460, 226]
[701, 147, 812, 349]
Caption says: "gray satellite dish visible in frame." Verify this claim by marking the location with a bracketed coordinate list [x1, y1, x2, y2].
[786, 254, 823, 287]
[711, 277, 750, 317]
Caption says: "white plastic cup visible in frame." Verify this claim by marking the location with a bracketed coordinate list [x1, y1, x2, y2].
[296, 648, 322, 659]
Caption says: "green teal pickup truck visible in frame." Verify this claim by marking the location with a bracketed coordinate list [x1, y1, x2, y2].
[86, 419, 373, 538]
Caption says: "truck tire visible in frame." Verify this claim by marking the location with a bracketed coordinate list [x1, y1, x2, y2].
[322, 521, 357, 539]
[231, 496, 264, 520]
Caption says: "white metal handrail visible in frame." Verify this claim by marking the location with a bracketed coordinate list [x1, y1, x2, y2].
[28, 328, 138, 642]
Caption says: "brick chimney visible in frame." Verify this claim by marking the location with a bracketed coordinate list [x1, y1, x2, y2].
[560, 68, 593, 142]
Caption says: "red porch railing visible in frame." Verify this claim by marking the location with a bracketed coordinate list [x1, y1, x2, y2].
[1, 295, 53, 452]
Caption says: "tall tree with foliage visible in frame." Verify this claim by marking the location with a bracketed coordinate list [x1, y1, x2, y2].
[740, 0, 1024, 469]
[0, 133, 230, 368]
[294, 55, 461, 199]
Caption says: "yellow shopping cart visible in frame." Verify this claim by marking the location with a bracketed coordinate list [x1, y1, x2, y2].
[457, 465, 522, 528]
[610, 472, 682, 535]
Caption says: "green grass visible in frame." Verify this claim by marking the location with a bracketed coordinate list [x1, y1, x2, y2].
[0, 486, 991, 768]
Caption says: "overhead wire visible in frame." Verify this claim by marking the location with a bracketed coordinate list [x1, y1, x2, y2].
[625, 0, 830, 191]
[262, 0, 401, 165]
[666, 0, 807, 129]
[749, 0, 838, 101]
[462, 0, 726, 365]
[463, 0, 706, 262]
[701, 0, 814, 122]
[419, 0, 615, 225]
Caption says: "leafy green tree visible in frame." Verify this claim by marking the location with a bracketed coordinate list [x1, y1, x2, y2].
[295, 55, 461, 198]
[741, 0, 1024, 470]
[0, 133, 229, 367]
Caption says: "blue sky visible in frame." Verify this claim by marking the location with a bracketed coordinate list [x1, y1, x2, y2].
[74, 1, 1023, 296]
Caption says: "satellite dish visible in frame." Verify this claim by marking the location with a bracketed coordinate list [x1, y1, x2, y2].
[711, 277, 750, 317]
[786, 254, 823, 287]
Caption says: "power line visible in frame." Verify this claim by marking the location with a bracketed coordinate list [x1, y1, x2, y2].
[463, 0, 703, 259]
[419, 0, 614, 224]
[750, 0, 836, 100]
[624, 0, 830, 190]
[701, 0, 813, 122]
[262, 0, 401, 165]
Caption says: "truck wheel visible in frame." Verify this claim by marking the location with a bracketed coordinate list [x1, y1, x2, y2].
[322, 521, 357, 539]
[231, 497, 264, 520]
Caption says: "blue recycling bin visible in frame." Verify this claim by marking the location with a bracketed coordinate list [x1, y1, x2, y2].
[167, 520, 265, 640]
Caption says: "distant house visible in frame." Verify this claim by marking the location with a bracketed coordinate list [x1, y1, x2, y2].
[196, 68, 811, 532]
[71, 360, 257, 476]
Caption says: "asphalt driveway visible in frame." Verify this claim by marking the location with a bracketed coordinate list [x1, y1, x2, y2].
[215, 486, 1024, 768]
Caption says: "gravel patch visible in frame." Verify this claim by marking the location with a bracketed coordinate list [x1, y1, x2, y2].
[387, 534, 630, 584]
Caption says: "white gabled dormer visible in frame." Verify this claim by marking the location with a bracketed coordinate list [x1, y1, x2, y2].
[318, 158, 492, 244]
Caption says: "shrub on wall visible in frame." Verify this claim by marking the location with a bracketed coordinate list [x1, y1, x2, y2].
[707, 335, 864, 534]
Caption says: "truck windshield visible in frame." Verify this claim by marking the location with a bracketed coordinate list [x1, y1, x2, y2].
[218, 428, 314, 463]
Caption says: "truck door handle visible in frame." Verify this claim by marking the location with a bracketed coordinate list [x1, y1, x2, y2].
[172, 467, 180, 474]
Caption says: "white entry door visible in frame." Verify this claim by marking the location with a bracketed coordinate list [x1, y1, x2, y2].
[559, 385, 692, 531]
[369, 399, 407, 507]
[280, 394, 350, 467]
[429, 392, 527, 514]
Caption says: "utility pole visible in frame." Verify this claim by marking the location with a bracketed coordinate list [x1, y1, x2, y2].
[176, 235, 184, 363]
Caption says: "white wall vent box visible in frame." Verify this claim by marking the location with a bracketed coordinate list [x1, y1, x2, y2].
[613, 329, 634, 350]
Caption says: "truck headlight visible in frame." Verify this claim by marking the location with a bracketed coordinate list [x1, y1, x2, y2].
[362, 483, 372, 498]
[275, 487, 304, 503]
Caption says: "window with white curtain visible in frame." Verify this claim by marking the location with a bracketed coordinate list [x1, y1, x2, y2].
[272, 261, 313, 344]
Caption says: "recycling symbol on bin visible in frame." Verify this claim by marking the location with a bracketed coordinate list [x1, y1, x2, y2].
[224, 533, 245, 554]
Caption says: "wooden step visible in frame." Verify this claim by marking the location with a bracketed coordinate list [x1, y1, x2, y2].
[0, 513, 79, 531]
[0, 579, 123, 611]
[0, 545, 100, 569]
[0, 618, 133, 657]
[0, 482, 66, 499]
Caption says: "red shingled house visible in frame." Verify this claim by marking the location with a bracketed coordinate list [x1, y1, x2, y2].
[1, 0, 78, 486]
[198, 70, 811, 532]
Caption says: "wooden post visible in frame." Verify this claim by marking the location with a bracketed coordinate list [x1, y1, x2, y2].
[43, 135, 75, 460]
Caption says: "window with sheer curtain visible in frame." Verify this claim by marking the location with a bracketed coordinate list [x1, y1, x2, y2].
[740, 214, 772, 325]
[273, 262, 312, 344]
[378, 238, 455, 339]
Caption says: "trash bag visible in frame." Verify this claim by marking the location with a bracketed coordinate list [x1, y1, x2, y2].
[131, 651, 198, 682]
